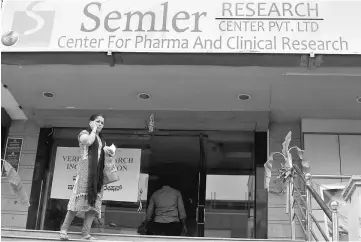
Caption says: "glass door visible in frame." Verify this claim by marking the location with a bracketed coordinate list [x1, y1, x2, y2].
[148, 135, 201, 237]
[197, 133, 255, 238]
[42, 134, 153, 234]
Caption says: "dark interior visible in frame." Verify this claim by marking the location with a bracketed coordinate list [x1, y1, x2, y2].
[147, 136, 201, 236]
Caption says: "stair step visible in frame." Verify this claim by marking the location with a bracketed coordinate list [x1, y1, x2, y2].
[1, 228, 302, 242]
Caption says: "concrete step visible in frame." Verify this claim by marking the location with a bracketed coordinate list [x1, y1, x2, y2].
[1, 228, 301, 242]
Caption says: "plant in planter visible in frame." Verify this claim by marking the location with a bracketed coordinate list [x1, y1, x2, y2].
[264, 131, 310, 192]
[264, 131, 310, 213]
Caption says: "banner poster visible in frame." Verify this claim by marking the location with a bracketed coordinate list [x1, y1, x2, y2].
[138, 173, 149, 201]
[1, 137, 23, 177]
[51, 147, 142, 202]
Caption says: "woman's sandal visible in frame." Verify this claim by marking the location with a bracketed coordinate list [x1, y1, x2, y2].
[81, 235, 97, 240]
[59, 230, 69, 241]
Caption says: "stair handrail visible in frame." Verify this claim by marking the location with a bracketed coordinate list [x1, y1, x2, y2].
[312, 174, 352, 179]
[293, 166, 333, 220]
[264, 131, 341, 241]
[292, 165, 340, 242]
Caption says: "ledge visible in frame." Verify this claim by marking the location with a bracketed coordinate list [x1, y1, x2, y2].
[341, 175, 361, 201]
[2, 52, 361, 67]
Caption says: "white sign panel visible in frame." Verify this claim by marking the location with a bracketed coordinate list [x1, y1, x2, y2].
[51, 147, 142, 202]
[1, 0, 361, 54]
[138, 173, 149, 201]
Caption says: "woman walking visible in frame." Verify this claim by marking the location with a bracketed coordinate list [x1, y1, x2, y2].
[59, 114, 113, 240]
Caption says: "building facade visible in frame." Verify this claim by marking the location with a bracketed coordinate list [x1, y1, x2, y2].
[1, 0, 361, 240]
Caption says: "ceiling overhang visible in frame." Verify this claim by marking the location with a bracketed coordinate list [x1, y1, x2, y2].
[1, 82, 27, 120]
[32, 109, 270, 132]
[1, 56, 360, 129]
[3, 52, 361, 67]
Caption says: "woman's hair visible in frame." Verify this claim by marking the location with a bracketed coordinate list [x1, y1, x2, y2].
[89, 113, 104, 122]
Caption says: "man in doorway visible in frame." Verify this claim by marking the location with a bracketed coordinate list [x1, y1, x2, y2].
[145, 176, 187, 236]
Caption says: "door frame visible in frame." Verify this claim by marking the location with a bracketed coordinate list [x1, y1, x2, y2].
[196, 132, 268, 239]
[196, 134, 207, 237]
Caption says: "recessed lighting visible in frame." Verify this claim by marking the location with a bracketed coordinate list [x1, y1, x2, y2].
[138, 93, 151, 100]
[237, 94, 251, 101]
[357, 96, 361, 104]
[65, 107, 75, 109]
[42, 92, 55, 98]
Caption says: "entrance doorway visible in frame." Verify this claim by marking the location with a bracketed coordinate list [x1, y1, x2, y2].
[39, 130, 260, 239]
[146, 133, 255, 238]
[148, 136, 200, 237]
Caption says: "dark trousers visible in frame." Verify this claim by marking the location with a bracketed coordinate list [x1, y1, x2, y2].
[150, 222, 182, 236]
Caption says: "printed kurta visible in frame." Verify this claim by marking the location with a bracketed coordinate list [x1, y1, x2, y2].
[67, 130, 104, 217]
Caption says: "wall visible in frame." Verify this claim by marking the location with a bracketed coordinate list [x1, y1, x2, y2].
[267, 122, 304, 240]
[1, 120, 40, 229]
[302, 119, 361, 241]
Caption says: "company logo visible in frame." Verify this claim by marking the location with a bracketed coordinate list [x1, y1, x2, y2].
[4, 1, 55, 47]
[1, 30, 19, 46]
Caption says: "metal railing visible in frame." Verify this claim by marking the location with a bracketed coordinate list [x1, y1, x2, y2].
[312, 174, 352, 180]
[289, 165, 341, 241]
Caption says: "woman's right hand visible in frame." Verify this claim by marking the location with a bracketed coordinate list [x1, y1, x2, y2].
[89, 121, 97, 132]
[104, 146, 115, 157]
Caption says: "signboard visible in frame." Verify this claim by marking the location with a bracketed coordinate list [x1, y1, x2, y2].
[1, 137, 23, 177]
[50, 147, 142, 202]
[1, 0, 361, 54]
